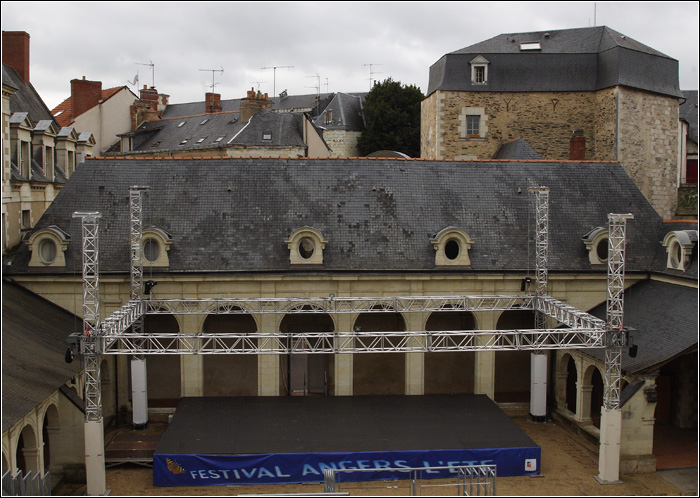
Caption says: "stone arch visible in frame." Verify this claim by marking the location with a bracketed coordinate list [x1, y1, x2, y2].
[202, 310, 258, 396]
[562, 353, 577, 414]
[424, 309, 476, 394]
[352, 308, 407, 395]
[41, 404, 60, 473]
[279, 307, 335, 396]
[140, 312, 181, 407]
[494, 309, 536, 403]
[16, 424, 39, 476]
[584, 363, 604, 428]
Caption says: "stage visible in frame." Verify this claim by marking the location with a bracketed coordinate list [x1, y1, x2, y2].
[153, 395, 540, 486]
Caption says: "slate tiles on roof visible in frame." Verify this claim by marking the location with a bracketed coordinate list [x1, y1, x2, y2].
[6, 157, 669, 276]
[584, 279, 698, 374]
[680, 90, 698, 144]
[2, 280, 82, 432]
[428, 26, 682, 98]
[4, 63, 56, 125]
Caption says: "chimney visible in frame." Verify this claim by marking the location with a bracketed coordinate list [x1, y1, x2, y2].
[71, 77, 102, 119]
[205, 92, 222, 114]
[139, 85, 159, 110]
[2, 31, 31, 83]
[569, 130, 586, 160]
[240, 88, 272, 121]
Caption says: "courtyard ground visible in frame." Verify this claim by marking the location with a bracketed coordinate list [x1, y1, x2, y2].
[55, 412, 697, 496]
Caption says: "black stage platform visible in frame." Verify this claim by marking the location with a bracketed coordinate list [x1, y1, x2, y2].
[153, 394, 540, 486]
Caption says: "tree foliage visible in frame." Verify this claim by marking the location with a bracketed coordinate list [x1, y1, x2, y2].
[357, 78, 424, 158]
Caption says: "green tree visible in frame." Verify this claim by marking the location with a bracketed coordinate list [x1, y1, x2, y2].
[357, 78, 424, 158]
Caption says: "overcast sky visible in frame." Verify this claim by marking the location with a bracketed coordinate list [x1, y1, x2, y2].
[2, 1, 698, 110]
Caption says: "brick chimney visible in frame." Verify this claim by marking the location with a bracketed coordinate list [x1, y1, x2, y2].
[240, 88, 272, 121]
[139, 85, 159, 110]
[205, 92, 222, 114]
[569, 130, 586, 160]
[71, 77, 102, 119]
[2, 31, 31, 83]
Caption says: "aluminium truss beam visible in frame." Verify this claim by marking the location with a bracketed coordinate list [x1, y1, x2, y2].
[529, 187, 550, 330]
[99, 327, 606, 355]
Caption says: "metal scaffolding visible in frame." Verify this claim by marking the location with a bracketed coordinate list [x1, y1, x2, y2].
[529, 187, 550, 331]
[603, 213, 634, 410]
[72, 212, 103, 422]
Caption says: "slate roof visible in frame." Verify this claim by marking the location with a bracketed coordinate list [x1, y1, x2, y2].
[494, 138, 542, 160]
[427, 26, 683, 98]
[313, 92, 366, 132]
[2, 280, 82, 432]
[127, 109, 307, 152]
[3, 64, 56, 125]
[584, 279, 698, 374]
[6, 157, 674, 276]
[680, 90, 698, 145]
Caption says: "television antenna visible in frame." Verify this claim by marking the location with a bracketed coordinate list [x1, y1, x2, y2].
[261, 65, 294, 98]
[250, 81, 267, 92]
[306, 74, 321, 97]
[135, 61, 155, 88]
[362, 63, 383, 90]
[199, 66, 224, 93]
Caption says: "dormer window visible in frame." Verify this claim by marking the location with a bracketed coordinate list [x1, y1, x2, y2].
[141, 227, 173, 267]
[262, 131, 272, 141]
[431, 227, 474, 267]
[470, 55, 489, 85]
[662, 230, 697, 272]
[582, 227, 609, 266]
[285, 227, 327, 266]
[26, 226, 71, 267]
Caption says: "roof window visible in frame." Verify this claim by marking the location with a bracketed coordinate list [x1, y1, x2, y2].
[196, 138, 205, 144]
[215, 136, 224, 143]
[200, 119, 209, 125]
[520, 42, 541, 51]
[431, 227, 474, 267]
[285, 227, 328, 266]
[262, 131, 272, 140]
[177, 121, 186, 127]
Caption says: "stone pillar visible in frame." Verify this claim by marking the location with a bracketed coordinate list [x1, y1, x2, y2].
[258, 314, 280, 396]
[180, 315, 203, 396]
[404, 313, 426, 395]
[334, 314, 355, 396]
[597, 408, 622, 483]
[474, 311, 496, 399]
[84, 420, 106, 495]
[578, 385, 593, 423]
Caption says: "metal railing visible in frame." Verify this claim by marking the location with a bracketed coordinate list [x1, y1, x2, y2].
[2, 470, 51, 496]
[323, 464, 496, 496]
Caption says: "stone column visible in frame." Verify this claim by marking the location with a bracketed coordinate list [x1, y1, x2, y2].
[334, 314, 355, 396]
[404, 313, 426, 395]
[258, 314, 280, 396]
[180, 315, 203, 397]
[474, 311, 496, 399]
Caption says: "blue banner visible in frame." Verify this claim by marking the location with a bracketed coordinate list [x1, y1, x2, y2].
[154, 446, 540, 487]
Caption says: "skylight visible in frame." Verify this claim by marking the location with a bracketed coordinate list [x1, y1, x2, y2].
[177, 122, 186, 128]
[520, 42, 541, 51]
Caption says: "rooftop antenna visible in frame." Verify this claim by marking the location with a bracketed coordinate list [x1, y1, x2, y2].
[199, 66, 224, 93]
[594, 2, 597, 26]
[306, 74, 321, 98]
[250, 81, 267, 92]
[261, 65, 294, 98]
[135, 61, 155, 88]
[324, 77, 330, 94]
[362, 63, 383, 90]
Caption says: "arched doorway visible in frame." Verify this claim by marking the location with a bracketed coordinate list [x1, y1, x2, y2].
[495, 310, 535, 402]
[202, 312, 258, 396]
[586, 366, 604, 429]
[42, 404, 60, 473]
[565, 354, 577, 414]
[424, 309, 476, 394]
[138, 313, 181, 407]
[353, 310, 406, 395]
[279, 308, 335, 396]
[15, 425, 38, 476]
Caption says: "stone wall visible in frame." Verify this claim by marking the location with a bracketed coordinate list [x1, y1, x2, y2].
[322, 129, 361, 157]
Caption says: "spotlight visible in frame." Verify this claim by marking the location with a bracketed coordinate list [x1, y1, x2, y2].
[65, 348, 74, 364]
[629, 344, 638, 358]
[521, 277, 532, 292]
[144, 280, 157, 295]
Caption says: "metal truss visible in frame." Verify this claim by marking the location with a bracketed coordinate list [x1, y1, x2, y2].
[603, 213, 633, 410]
[142, 295, 536, 316]
[529, 187, 550, 331]
[100, 327, 606, 355]
[73, 212, 103, 422]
